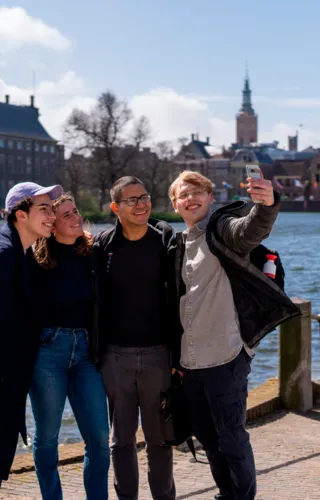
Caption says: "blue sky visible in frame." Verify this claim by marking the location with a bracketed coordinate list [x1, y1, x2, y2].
[1, 1, 320, 149]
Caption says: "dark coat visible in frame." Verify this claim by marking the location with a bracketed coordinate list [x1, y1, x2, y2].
[175, 196, 300, 358]
[0, 223, 39, 480]
[89, 219, 180, 367]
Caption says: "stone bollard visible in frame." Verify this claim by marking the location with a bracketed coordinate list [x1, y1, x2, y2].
[279, 297, 313, 412]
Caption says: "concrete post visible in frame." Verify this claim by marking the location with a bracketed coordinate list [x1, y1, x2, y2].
[279, 297, 313, 412]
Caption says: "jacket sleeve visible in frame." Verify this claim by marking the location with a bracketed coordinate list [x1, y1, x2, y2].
[215, 191, 281, 257]
[0, 246, 15, 374]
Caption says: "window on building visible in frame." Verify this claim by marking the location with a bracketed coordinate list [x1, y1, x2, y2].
[0, 138, 4, 148]
[8, 180, 14, 189]
[317, 163, 320, 171]
[50, 145, 55, 154]
[8, 140, 14, 149]
[35, 158, 40, 177]
[26, 142, 32, 151]
[17, 141, 23, 150]
[7, 155, 14, 174]
[42, 144, 48, 153]
[42, 160, 48, 176]
[26, 157, 32, 175]
[0, 180, 6, 197]
[17, 156, 24, 174]
[35, 143, 40, 152]
[0, 154, 5, 173]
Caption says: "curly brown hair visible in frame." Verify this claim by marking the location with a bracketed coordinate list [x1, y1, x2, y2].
[33, 193, 93, 269]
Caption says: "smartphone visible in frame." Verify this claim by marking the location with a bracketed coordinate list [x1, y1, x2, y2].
[246, 165, 264, 204]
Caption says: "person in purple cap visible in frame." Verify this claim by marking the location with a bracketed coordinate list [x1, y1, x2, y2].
[0, 181, 63, 486]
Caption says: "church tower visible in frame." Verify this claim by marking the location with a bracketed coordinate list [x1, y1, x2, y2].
[236, 69, 258, 145]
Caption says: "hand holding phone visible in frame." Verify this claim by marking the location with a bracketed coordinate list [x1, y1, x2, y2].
[246, 165, 264, 204]
[245, 165, 275, 206]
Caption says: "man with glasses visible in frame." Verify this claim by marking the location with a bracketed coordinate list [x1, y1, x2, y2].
[0, 182, 63, 486]
[91, 176, 177, 500]
[169, 170, 298, 500]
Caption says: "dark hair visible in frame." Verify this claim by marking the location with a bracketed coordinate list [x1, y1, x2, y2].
[7, 197, 34, 223]
[110, 176, 145, 203]
[33, 193, 93, 269]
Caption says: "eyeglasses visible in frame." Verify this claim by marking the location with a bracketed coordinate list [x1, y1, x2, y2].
[33, 203, 54, 216]
[176, 189, 207, 201]
[118, 194, 151, 207]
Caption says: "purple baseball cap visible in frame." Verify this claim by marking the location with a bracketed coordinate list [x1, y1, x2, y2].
[5, 182, 63, 213]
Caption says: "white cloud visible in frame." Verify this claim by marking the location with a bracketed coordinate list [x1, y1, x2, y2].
[1, 80, 320, 153]
[261, 123, 320, 150]
[195, 93, 320, 109]
[130, 87, 217, 146]
[130, 87, 320, 150]
[0, 72, 96, 141]
[0, 7, 71, 51]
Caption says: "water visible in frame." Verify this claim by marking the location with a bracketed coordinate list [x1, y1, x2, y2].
[3, 212, 319, 452]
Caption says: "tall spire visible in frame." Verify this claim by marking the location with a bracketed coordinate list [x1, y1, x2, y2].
[241, 64, 254, 114]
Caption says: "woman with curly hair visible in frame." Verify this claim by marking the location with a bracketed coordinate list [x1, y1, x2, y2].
[29, 194, 110, 500]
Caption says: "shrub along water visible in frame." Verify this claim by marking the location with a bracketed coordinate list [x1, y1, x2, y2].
[82, 211, 183, 224]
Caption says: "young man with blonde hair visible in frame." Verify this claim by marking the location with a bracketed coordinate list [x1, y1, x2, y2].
[170, 170, 298, 500]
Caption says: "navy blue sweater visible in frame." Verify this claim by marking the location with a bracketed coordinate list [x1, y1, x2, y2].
[31, 238, 94, 330]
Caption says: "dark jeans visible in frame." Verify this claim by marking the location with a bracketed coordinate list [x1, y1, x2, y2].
[102, 345, 176, 500]
[183, 348, 256, 500]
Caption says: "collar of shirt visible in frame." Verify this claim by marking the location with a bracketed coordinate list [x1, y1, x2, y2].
[184, 211, 211, 239]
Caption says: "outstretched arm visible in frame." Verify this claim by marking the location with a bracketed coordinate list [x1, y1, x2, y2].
[216, 179, 280, 257]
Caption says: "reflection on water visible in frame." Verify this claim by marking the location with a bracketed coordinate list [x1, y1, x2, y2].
[8, 212, 320, 451]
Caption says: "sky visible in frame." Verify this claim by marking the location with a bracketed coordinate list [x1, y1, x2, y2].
[1, 0, 320, 151]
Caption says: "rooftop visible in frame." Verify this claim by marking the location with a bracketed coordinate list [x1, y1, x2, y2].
[0, 96, 54, 141]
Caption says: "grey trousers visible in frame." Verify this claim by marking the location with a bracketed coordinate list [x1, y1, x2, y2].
[102, 345, 176, 500]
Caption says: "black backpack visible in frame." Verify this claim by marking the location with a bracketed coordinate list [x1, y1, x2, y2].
[249, 244, 285, 291]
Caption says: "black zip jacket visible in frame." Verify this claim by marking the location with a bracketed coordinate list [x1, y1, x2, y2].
[0, 223, 39, 480]
[175, 196, 300, 361]
[89, 219, 179, 366]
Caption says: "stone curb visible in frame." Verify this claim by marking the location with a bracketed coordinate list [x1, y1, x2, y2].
[9, 377, 306, 475]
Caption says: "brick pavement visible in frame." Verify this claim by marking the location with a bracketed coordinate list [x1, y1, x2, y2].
[1, 406, 319, 500]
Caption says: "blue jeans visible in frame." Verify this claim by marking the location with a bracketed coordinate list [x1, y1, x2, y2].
[29, 328, 110, 500]
[183, 348, 256, 500]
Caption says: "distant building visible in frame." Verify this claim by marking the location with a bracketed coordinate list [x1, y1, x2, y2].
[174, 134, 224, 161]
[0, 95, 64, 207]
[236, 71, 258, 145]
[288, 134, 298, 151]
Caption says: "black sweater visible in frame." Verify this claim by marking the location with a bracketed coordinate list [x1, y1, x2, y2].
[31, 239, 94, 330]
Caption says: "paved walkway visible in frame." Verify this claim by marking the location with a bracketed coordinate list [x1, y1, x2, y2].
[1, 406, 319, 500]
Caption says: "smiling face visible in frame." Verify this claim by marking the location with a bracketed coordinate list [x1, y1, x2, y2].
[20, 193, 55, 239]
[110, 183, 152, 228]
[172, 181, 214, 228]
[54, 199, 83, 244]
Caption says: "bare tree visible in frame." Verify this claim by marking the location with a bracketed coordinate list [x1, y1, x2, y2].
[64, 91, 150, 210]
[56, 154, 90, 206]
[141, 141, 174, 210]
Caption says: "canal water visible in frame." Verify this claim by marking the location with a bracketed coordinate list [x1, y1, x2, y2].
[5, 211, 319, 451]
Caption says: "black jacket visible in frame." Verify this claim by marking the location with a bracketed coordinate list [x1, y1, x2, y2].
[0, 223, 40, 480]
[89, 219, 179, 366]
[175, 197, 300, 358]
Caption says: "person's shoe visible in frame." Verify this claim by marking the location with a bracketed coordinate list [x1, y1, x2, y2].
[214, 494, 234, 500]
